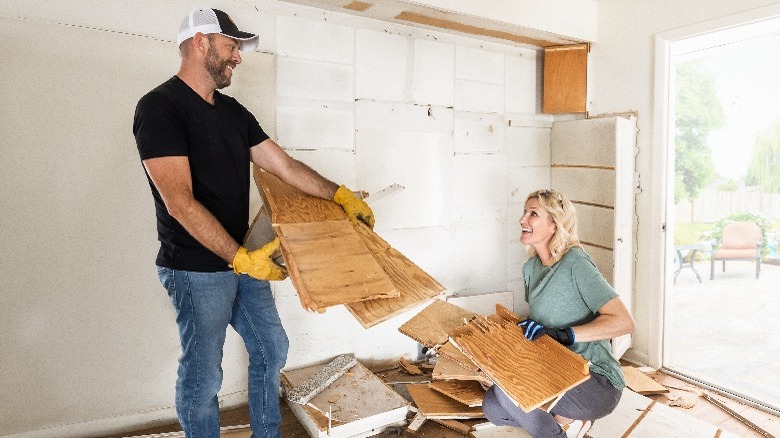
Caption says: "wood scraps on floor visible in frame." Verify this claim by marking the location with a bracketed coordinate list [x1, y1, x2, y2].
[252, 166, 445, 326]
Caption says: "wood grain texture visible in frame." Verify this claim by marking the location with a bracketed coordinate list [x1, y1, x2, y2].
[277, 220, 398, 311]
[345, 223, 446, 328]
[406, 384, 485, 419]
[398, 300, 477, 348]
[436, 342, 480, 373]
[255, 167, 344, 224]
[254, 166, 445, 320]
[432, 355, 491, 386]
[428, 380, 486, 407]
[543, 43, 588, 114]
[621, 367, 668, 396]
[450, 316, 590, 413]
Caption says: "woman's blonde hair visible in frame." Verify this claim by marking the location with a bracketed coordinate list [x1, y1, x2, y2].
[525, 189, 582, 264]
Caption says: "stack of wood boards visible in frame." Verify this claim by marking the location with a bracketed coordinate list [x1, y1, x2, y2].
[253, 166, 445, 327]
[281, 358, 409, 438]
[399, 300, 590, 414]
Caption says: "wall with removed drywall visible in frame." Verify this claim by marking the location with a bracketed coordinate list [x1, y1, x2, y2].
[0, 0, 553, 436]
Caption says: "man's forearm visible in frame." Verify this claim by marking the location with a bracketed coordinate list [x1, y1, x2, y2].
[170, 198, 240, 263]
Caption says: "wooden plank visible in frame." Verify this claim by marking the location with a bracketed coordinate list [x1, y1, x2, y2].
[437, 342, 480, 373]
[428, 380, 485, 407]
[406, 411, 427, 434]
[450, 315, 590, 413]
[345, 223, 446, 328]
[406, 384, 484, 419]
[431, 355, 490, 386]
[255, 168, 344, 224]
[277, 220, 398, 311]
[621, 366, 669, 396]
[398, 300, 477, 348]
[281, 361, 409, 438]
[255, 166, 445, 323]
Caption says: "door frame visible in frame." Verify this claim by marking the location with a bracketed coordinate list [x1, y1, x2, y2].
[650, 0, 780, 384]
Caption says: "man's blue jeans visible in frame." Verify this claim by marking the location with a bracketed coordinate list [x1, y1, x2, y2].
[157, 267, 289, 438]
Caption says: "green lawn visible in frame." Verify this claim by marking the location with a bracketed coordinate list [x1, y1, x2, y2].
[674, 222, 715, 245]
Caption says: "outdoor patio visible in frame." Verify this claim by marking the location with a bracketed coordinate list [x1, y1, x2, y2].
[667, 257, 780, 410]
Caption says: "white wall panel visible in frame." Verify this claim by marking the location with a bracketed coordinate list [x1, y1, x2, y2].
[507, 166, 550, 205]
[277, 106, 355, 151]
[453, 112, 504, 154]
[576, 203, 616, 249]
[356, 100, 453, 132]
[273, 281, 420, 370]
[412, 39, 455, 106]
[355, 129, 453, 229]
[447, 220, 508, 294]
[456, 46, 505, 83]
[551, 167, 616, 207]
[277, 15, 354, 64]
[505, 126, 551, 167]
[285, 149, 358, 188]
[277, 57, 354, 101]
[355, 29, 408, 101]
[505, 51, 540, 114]
[455, 80, 505, 113]
[451, 153, 508, 223]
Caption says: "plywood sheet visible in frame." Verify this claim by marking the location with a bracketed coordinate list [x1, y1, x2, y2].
[255, 166, 445, 322]
[277, 220, 398, 311]
[345, 223, 446, 328]
[543, 44, 588, 114]
[436, 341, 480, 373]
[428, 380, 485, 407]
[406, 384, 484, 419]
[621, 366, 668, 396]
[398, 300, 477, 348]
[282, 361, 409, 437]
[431, 355, 490, 386]
[255, 168, 345, 223]
[450, 315, 590, 413]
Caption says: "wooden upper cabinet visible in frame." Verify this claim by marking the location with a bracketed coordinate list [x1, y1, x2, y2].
[543, 43, 589, 114]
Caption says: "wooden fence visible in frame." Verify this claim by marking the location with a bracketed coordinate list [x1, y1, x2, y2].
[676, 188, 780, 223]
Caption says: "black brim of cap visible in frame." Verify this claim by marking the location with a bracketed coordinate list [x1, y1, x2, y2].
[221, 29, 257, 41]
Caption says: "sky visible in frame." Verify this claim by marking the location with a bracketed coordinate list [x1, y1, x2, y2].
[686, 32, 780, 181]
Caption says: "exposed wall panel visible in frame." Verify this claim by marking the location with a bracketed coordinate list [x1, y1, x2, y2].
[277, 106, 355, 151]
[505, 51, 541, 114]
[454, 79, 505, 113]
[451, 153, 509, 223]
[456, 46, 506, 83]
[551, 167, 616, 207]
[505, 126, 551, 167]
[356, 100, 453, 132]
[453, 112, 504, 153]
[277, 57, 354, 101]
[412, 39, 456, 106]
[277, 15, 354, 63]
[356, 29, 408, 101]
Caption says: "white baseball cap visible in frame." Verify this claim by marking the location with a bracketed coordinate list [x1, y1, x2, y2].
[177, 8, 259, 51]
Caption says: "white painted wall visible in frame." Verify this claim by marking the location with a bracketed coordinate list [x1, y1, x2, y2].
[589, 0, 780, 367]
[0, 1, 548, 436]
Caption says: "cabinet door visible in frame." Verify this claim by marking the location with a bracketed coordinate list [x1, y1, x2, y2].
[543, 43, 588, 114]
[550, 116, 636, 359]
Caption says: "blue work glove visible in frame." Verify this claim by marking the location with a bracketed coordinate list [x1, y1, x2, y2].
[518, 319, 576, 346]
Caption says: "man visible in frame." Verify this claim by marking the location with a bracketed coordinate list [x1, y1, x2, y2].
[132, 8, 374, 438]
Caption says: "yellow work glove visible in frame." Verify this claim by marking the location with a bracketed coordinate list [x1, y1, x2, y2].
[333, 185, 375, 229]
[232, 238, 288, 281]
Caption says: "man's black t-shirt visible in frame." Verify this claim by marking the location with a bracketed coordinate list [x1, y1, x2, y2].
[133, 76, 269, 272]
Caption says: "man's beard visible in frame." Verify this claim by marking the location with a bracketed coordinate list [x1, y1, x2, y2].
[205, 45, 232, 89]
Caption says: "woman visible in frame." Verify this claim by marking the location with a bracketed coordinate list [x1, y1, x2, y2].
[483, 189, 635, 438]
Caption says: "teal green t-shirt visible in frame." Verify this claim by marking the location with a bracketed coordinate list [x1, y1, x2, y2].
[523, 247, 626, 390]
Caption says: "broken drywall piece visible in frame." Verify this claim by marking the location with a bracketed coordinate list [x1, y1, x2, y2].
[281, 360, 408, 438]
[286, 354, 358, 405]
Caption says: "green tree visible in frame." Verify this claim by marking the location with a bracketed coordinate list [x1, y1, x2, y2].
[674, 60, 725, 203]
[745, 121, 780, 192]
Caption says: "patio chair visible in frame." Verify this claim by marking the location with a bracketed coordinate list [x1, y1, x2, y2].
[710, 221, 762, 280]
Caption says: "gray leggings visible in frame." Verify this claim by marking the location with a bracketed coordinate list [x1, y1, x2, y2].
[482, 372, 621, 438]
